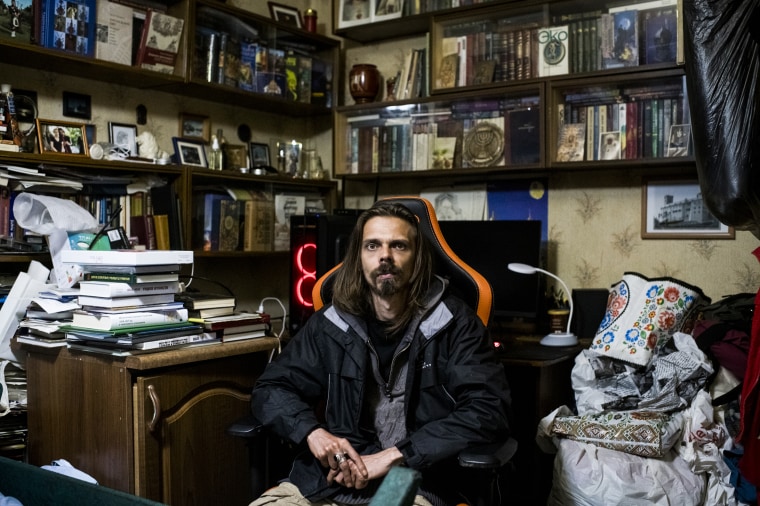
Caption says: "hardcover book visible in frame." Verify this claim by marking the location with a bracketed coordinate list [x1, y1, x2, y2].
[601, 10, 638, 69]
[77, 292, 176, 308]
[537, 25, 569, 77]
[61, 249, 194, 266]
[640, 6, 677, 65]
[2, 0, 33, 43]
[508, 108, 540, 165]
[71, 307, 188, 330]
[218, 199, 240, 251]
[40, 0, 97, 56]
[95, 0, 133, 65]
[78, 280, 180, 298]
[556, 123, 586, 162]
[175, 292, 235, 310]
[135, 9, 184, 74]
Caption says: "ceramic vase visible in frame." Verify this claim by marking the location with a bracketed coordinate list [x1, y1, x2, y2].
[349, 64, 379, 104]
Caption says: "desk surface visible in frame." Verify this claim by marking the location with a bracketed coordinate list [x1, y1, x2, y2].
[496, 337, 582, 367]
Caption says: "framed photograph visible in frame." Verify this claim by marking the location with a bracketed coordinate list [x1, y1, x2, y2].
[598, 131, 621, 160]
[338, 0, 373, 28]
[36, 119, 89, 156]
[666, 124, 692, 157]
[224, 144, 248, 170]
[62, 91, 91, 120]
[268, 2, 302, 28]
[172, 137, 207, 168]
[179, 113, 210, 143]
[283, 140, 302, 176]
[641, 177, 735, 239]
[85, 124, 96, 145]
[249, 142, 271, 167]
[108, 122, 138, 156]
[374, 0, 403, 22]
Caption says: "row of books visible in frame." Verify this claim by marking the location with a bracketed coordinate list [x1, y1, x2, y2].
[194, 189, 325, 253]
[192, 24, 333, 107]
[437, 1, 677, 89]
[13, 0, 186, 74]
[556, 98, 692, 162]
[15, 250, 271, 355]
[387, 47, 428, 101]
[346, 97, 540, 173]
[193, 189, 274, 253]
[557, 77, 690, 160]
[404, 0, 500, 16]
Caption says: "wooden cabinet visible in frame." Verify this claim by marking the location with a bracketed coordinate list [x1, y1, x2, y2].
[24, 338, 279, 505]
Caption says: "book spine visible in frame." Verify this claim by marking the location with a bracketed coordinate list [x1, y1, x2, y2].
[79, 280, 179, 297]
[135, 332, 215, 350]
[135, 9, 153, 65]
[74, 308, 189, 329]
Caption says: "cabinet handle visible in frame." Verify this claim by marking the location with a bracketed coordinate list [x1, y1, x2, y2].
[147, 384, 161, 432]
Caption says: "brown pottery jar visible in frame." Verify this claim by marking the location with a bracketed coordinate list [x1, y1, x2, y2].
[349, 64, 379, 104]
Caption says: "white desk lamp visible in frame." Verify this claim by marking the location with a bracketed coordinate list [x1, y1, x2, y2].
[507, 262, 578, 347]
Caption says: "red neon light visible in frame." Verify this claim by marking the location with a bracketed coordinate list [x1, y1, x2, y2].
[294, 242, 317, 307]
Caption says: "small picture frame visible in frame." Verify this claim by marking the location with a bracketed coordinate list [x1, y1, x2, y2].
[179, 113, 210, 143]
[62, 91, 91, 120]
[268, 2, 302, 28]
[108, 122, 138, 156]
[641, 177, 735, 239]
[338, 0, 373, 28]
[36, 119, 89, 156]
[85, 124, 96, 146]
[285, 140, 302, 176]
[224, 144, 248, 170]
[249, 142, 271, 167]
[666, 124, 692, 157]
[172, 137, 207, 168]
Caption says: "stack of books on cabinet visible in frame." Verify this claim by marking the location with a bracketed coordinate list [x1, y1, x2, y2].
[55, 249, 213, 356]
[189, 311, 270, 342]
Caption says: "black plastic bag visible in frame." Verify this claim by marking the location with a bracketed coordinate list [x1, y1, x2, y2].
[683, 0, 760, 237]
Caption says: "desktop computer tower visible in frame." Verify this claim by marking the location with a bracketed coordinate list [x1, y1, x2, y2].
[289, 212, 359, 334]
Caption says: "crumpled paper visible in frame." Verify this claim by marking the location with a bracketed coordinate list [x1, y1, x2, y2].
[12, 193, 100, 288]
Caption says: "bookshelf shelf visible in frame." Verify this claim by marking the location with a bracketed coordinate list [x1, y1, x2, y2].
[334, 0, 695, 181]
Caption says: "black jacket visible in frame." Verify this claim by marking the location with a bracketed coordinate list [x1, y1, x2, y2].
[250, 276, 511, 502]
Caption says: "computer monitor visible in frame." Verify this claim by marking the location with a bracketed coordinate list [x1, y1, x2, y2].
[438, 220, 543, 321]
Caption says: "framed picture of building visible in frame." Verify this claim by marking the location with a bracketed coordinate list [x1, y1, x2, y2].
[641, 177, 734, 239]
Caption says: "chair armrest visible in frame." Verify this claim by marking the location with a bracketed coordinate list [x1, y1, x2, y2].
[458, 437, 518, 469]
[226, 414, 264, 439]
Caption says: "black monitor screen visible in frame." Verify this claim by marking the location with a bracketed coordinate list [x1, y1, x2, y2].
[438, 220, 543, 320]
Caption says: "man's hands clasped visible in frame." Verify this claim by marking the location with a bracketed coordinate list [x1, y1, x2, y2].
[307, 428, 369, 488]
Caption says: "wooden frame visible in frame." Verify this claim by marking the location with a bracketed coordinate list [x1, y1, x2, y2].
[36, 119, 89, 156]
[641, 177, 735, 239]
[224, 144, 248, 171]
[108, 122, 138, 156]
[172, 137, 207, 167]
[268, 2, 302, 28]
[338, 0, 373, 28]
[249, 142, 270, 167]
[374, 0, 403, 22]
[178, 113, 210, 143]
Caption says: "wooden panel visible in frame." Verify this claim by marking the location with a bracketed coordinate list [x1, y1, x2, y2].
[25, 349, 134, 491]
[134, 352, 269, 505]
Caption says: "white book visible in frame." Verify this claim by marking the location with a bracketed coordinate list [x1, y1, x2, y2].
[61, 249, 194, 266]
[72, 308, 189, 331]
[133, 332, 216, 350]
[77, 292, 176, 309]
[537, 26, 570, 77]
[78, 281, 180, 298]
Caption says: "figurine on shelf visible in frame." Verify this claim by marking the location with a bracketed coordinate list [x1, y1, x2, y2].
[136, 131, 170, 163]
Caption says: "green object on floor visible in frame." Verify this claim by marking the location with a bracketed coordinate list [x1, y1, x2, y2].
[369, 466, 422, 506]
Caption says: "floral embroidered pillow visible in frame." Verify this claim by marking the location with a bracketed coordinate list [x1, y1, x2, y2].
[589, 272, 708, 366]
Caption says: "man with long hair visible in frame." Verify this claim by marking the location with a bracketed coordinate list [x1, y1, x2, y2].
[250, 201, 510, 505]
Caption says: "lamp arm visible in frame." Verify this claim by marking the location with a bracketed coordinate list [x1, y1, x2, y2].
[534, 268, 574, 334]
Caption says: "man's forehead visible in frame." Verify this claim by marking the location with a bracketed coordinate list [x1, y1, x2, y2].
[362, 216, 415, 240]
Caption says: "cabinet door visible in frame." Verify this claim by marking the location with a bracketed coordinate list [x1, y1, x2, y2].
[134, 352, 268, 505]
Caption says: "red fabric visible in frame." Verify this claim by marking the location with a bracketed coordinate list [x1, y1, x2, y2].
[738, 248, 760, 485]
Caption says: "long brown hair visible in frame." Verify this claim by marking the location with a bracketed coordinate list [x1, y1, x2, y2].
[331, 202, 433, 333]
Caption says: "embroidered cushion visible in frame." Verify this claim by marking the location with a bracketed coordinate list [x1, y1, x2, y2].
[589, 272, 708, 366]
